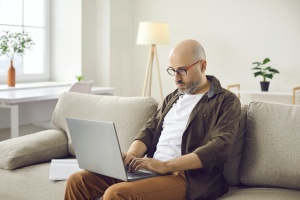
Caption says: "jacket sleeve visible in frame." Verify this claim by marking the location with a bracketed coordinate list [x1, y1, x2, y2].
[194, 93, 241, 172]
[134, 91, 176, 150]
[134, 108, 161, 149]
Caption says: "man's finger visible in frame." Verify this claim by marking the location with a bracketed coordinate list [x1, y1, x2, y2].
[121, 152, 126, 159]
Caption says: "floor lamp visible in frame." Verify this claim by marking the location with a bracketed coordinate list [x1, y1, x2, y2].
[136, 22, 170, 101]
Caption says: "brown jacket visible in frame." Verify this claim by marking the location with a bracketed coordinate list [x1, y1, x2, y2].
[135, 75, 241, 200]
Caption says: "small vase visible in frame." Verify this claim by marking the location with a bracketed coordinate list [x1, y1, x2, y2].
[7, 60, 16, 87]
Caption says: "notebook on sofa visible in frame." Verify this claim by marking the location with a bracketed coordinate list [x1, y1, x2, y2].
[49, 158, 82, 181]
[65, 118, 161, 182]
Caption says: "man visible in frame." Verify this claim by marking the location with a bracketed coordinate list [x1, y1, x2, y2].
[64, 39, 241, 200]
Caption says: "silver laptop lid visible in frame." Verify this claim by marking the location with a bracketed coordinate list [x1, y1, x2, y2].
[66, 118, 128, 181]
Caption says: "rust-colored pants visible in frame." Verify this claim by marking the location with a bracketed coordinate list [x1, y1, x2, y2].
[64, 170, 186, 200]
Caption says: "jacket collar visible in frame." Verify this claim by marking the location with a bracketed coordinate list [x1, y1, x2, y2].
[206, 75, 223, 98]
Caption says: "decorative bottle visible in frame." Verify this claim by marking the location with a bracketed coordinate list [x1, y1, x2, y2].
[7, 60, 16, 87]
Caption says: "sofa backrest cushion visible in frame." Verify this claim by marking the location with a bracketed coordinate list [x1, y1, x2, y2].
[240, 101, 300, 190]
[52, 92, 159, 156]
[223, 104, 248, 186]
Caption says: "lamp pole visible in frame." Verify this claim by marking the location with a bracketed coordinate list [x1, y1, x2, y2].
[142, 45, 163, 101]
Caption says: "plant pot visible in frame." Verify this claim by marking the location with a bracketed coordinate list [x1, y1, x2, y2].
[7, 60, 16, 87]
[260, 81, 270, 92]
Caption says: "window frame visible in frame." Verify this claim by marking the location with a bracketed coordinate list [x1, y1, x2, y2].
[0, 0, 50, 83]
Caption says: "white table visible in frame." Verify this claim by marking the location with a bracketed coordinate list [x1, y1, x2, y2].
[0, 85, 116, 138]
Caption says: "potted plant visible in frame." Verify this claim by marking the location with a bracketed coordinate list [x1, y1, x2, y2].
[251, 58, 280, 91]
[0, 31, 35, 86]
[76, 75, 84, 82]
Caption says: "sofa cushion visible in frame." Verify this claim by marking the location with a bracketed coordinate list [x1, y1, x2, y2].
[219, 187, 300, 200]
[0, 162, 66, 200]
[0, 130, 69, 170]
[223, 104, 248, 186]
[52, 92, 159, 156]
[240, 101, 300, 190]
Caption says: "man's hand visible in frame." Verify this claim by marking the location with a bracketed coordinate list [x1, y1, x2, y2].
[127, 153, 203, 175]
[122, 152, 136, 167]
[122, 141, 203, 175]
[122, 140, 148, 167]
[128, 157, 169, 175]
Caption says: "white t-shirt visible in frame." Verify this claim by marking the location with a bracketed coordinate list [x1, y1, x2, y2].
[153, 93, 203, 161]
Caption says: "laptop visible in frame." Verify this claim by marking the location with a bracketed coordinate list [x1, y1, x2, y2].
[66, 118, 160, 182]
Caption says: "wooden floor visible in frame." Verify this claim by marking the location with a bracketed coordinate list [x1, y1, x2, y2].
[0, 124, 47, 142]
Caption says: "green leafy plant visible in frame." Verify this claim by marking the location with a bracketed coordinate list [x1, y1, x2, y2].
[76, 75, 84, 82]
[0, 31, 35, 61]
[251, 58, 280, 82]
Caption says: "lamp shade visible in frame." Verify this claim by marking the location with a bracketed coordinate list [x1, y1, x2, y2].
[136, 22, 170, 45]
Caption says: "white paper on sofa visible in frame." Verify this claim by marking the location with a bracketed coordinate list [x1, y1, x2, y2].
[49, 159, 82, 181]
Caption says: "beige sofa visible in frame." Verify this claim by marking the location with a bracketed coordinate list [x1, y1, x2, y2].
[0, 92, 300, 200]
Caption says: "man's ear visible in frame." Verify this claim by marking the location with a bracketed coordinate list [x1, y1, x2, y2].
[201, 60, 207, 72]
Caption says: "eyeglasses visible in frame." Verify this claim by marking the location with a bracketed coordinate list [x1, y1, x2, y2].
[166, 60, 200, 76]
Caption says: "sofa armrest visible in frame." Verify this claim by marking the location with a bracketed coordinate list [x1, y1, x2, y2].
[0, 130, 69, 170]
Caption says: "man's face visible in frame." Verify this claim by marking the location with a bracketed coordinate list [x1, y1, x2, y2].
[169, 60, 203, 94]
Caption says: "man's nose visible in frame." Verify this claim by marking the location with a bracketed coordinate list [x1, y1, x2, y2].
[175, 72, 181, 82]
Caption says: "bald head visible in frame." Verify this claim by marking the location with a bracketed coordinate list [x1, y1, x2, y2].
[169, 39, 206, 63]
[168, 39, 209, 94]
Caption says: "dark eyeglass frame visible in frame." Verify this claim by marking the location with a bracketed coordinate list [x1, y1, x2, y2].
[166, 60, 200, 76]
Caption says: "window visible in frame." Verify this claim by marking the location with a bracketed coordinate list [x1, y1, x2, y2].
[0, 0, 49, 82]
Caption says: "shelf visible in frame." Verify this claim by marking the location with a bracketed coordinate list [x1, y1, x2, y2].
[231, 90, 292, 96]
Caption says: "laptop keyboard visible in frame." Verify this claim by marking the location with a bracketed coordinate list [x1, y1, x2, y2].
[126, 167, 156, 178]
[128, 169, 155, 176]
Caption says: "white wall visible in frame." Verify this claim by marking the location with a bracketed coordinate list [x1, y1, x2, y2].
[50, 0, 82, 83]
[94, 0, 111, 87]
[109, 0, 135, 96]
[50, 0, 134, 96]
[81, 0, 98, 85]
[133, 0, 300, 100]
[50, 0, 300, 100]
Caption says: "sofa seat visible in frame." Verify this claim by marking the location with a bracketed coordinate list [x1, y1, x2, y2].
[219, 187, 300, 200]
[0, 162, 66, 200]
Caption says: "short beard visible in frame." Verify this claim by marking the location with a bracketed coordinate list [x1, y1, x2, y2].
[178, 81, 200, 94]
